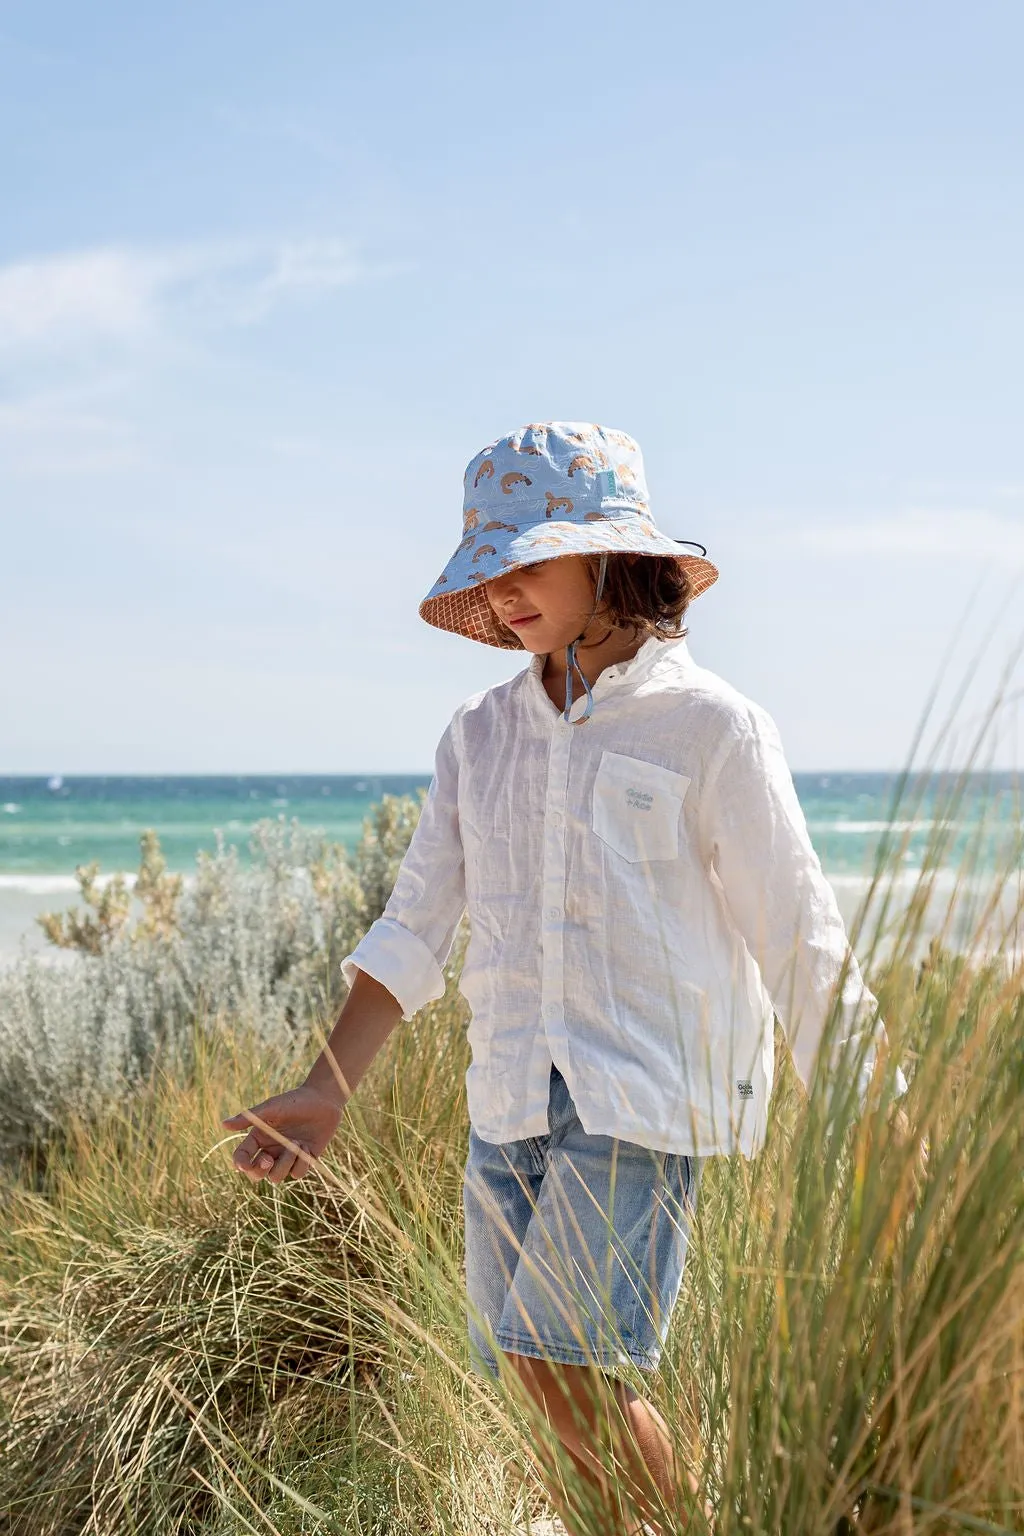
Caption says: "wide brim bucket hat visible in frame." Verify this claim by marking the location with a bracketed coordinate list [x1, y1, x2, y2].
[419, 420, 719, 651]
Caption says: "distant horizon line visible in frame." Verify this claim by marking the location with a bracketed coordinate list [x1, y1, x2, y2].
[2, 768, 1020, 782]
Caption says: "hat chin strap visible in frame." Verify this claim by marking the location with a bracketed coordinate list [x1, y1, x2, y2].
[563, 552, 609, 726]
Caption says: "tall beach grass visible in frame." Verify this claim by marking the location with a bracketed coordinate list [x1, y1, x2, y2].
[1, 650, 1023, 1533]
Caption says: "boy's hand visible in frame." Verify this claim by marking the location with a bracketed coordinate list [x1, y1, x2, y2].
[222, 1083, 343, 1184]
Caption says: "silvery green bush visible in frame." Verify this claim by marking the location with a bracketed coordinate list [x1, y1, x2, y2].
[0, 796, 429, 1167]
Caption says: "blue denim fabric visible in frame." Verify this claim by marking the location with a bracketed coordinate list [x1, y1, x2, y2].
[462, 1061, 704, 1381]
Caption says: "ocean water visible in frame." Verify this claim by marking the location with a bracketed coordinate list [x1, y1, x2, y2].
[0, 774, 430, 879]
[1, 772, 1021, 964]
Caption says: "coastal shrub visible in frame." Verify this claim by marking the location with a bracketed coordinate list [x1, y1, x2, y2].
[0, 796, 431, 1169]
[36, 829, 184, 953]
[35, 861, 134, 954]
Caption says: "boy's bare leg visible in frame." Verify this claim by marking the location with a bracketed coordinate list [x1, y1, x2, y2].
[614, 1384, 713, 1531]
[526, 1435, 614, 1536]
[503, 1352, 708, 1535]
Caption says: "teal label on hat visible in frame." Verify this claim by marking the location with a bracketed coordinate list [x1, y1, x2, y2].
[597, 469, 616, 496]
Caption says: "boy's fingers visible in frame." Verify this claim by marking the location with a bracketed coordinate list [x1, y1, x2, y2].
[224, 1113, 320, 1183]
[233, 1132, 276, 1176]
[288, 1144, 316, 1180]
[222, 1111, 254, 1130]
[267, 1150, 298, 1185]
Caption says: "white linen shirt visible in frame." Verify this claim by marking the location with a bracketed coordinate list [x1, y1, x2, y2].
[340, 634, 908, 1157]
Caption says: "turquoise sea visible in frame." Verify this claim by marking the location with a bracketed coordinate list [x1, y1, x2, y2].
[0, 774, 430, 879]
[1, 772, 1021, 964]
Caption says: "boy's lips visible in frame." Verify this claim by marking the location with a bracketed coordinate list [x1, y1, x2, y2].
[508, 614, 540, 627]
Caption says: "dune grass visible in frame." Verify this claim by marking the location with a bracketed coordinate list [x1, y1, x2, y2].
[1, 894, 1022, 1534]
[2, 643, 1024, 1532]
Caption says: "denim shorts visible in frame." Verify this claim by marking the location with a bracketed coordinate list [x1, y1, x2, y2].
[462, 1061, 704, 1381]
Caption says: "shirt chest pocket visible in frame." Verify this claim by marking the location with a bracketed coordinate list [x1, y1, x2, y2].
[591, 750, 691, 863]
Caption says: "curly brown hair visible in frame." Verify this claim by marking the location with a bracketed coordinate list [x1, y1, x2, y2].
[494, 553, 693, 648]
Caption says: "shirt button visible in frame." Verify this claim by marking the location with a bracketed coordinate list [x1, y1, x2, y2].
[543, 1003, 558, 1018]
[551, 810, 563, 824]
[546, 907, 559, 920]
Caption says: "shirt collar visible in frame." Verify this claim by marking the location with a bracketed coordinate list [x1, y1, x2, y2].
[526, 631, 692, 705]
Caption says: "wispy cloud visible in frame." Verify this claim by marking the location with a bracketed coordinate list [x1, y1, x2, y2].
[0, 237, 366, 353]
[797, 508, 1024, 561]
[0, 248, 170, 348]
[0, 237, 374, 473]
[0, 388, 139, 474]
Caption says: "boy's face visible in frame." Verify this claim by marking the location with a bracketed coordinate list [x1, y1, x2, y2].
[483, 555, 604, 654]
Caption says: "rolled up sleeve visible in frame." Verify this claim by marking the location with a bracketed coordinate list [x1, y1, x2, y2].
[340, 714, 467, 1022]
[701, 704, 908, 1120]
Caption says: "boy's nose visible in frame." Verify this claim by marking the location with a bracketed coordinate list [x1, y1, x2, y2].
[485, 572, 520, 602]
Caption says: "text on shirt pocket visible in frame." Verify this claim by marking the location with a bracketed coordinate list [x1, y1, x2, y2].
[591, 750, 691, 863]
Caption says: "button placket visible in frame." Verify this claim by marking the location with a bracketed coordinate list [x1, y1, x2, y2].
[540, 722, 571, 1070]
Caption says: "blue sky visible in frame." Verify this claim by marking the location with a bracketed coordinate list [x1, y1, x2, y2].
[2, 1, 1022, 773]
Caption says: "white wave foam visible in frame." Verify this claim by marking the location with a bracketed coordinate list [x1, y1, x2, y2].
[807, 819, 944, 834]
[827, 868, 1020, 893]
[0, 872, 141, 894]
[0, 871, 201, 895]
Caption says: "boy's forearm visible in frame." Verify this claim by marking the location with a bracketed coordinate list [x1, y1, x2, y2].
[304, 968, 405, 1106]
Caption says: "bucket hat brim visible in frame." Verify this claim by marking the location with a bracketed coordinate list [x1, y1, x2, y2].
[418, 514, 719, 651]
